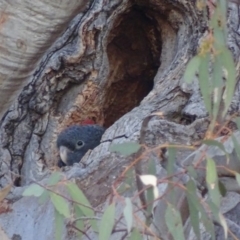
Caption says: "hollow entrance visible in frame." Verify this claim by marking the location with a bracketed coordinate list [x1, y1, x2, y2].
[103, 5, 162, 127]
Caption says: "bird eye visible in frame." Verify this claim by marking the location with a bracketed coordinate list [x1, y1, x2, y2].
[76, 140, 84, 148]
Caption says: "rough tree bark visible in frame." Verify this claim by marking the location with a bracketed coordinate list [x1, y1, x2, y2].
[0, 0, 240, 239]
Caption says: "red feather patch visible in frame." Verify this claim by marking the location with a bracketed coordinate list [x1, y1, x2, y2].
[81, 119, 95, 125]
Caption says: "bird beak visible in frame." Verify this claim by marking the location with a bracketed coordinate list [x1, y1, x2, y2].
[59, 146, 71, 164]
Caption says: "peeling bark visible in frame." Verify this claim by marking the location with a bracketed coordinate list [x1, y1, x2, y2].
[0, 0, 90, 117]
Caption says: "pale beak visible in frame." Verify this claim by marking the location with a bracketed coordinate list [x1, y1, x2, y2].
[59, 146, 71, 164]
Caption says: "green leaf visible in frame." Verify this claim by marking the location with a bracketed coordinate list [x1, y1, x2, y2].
[220, 47, 236, 118]
[22, 184, 45, 197]
[99, 204, 115, 240]
[148, 158, 156, 176]
[192, 191, 216, 239]
[187, 185, 215, 239]
[208, 200, 220, 223]
[200, 211, 216, 240]
[38, 189, 49, 205]
[212, 57, 224, 123]
[167, 147, 176, 176]
[165, 203, 185, 240]
[128, 228, 142, 240]
[234, 117, 240, 130]
[185, 179, 216, 238]
[183, 56, 201, 83]
[74, 204, 85, 239]
[203, 139, 225, 151]
[235, 173, 240, 186]
[50, 193, 70, 218]
[117, 169, 135, 194]
[47, 172, 62, 186]
[191, 188, 215, 239]
[109, 142, 141, 156]
[219, 213, 228, 239]
[208, 195, 227, 239]
[212, 56, 223, 88]
[186, 180, 200, 239]
[54, 209, 64, 240]
[202, 139, 229, 161]
[206, 158, 218, 184]
[187, 166, 197, 179]
[199, 53, 212, 114]
[146, 186, 154, 226]
[125, 168, 136, 188]
[67, 182, 93, 216]
[210, 3, 227, 38]
[123, 198, 133, 233]
[74, 203, 84, 218]
[210, 5, 219, 29]
[166, 147, 177, 207]
[219, 0, 227, 31]
[231, 135, 240, 162]
[213, 26, 225, 49]
[206, 158, 221, 207]
[218, 180, 227, 197]
[67, 182, 98, 232]
[117, 182, 132, 195]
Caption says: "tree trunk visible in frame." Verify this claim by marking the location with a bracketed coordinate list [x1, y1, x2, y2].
[0, 0, 240, 239]
[0, 0, 89, 117]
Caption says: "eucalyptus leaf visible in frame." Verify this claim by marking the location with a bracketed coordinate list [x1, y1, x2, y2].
[110, 142, 141, 156]
[206, 158, 221, 207]
[67, 182, 98, 232]
[146, 186, 154, 226]
[218, 180, 227, 197]
[183, 56, 201, 84]
[202, 139, 229, 161]
[50, 193, 70, 218]
[220, 47, 236, 118]
[67, 182, 93, 216]
[186, 180, 200, 239]
[219, 213, 228, 239]
[234, 117, 240, 130]
[99, 204, 115, 240]
[123, 198, 133, 233]
[235, 173, 240, 186]
[47, 172, 62, 186]
[231, 135, 240, 162]
[199, 53, 212, 114]
[187, 166, 197, 179]
[22, 184, 45, 197]
[38, 189, 49, 205]
[167, 147, 176, 176]
[54, 209, 64, 240]
[128, 228, 142, 240]
[74, 205, 85, 239]
[165, 204, 185, 240]
[148, 158, 156, 176]
[212, 56, 223, 123]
